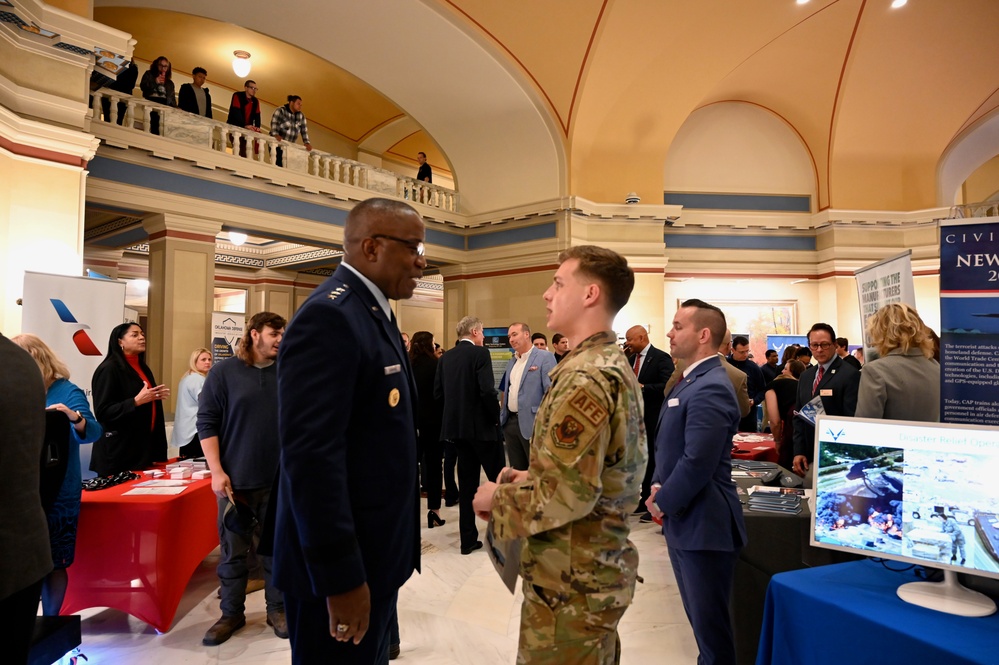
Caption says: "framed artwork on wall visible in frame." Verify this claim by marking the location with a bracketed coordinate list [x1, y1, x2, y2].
[680, 299, 797, 361]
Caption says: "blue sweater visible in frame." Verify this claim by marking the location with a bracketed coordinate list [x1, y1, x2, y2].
[197, 357, 280, 490]
[46, 379, 102, 513]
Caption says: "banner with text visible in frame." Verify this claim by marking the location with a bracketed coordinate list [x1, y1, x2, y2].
[854, 250, 916, 357]
[211, 312, 245, 364]
[939, 219, 999, 425]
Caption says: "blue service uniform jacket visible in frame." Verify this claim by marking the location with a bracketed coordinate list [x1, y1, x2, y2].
[274, 265, 420, 601]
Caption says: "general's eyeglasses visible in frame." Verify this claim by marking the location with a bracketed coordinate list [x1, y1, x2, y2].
[809, 342, 833, 350]
[372, 234, 425, 257]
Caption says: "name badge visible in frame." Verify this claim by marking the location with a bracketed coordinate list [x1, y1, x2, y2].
[667, 398, 680, 407]
[820, 389, 833, 397]
[384, 364, 401, 375]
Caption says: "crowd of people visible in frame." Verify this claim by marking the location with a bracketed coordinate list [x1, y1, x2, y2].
[2, 193, 944, 664]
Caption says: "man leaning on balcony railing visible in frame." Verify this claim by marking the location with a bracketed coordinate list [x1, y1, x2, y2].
[226, 80, 262, 158]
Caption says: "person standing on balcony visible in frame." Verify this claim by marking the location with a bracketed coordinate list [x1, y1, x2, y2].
[178, 67, 213, 118]
[139, 56, 176, 135]
[226, 80, 261, 158]
[416, 151, 432, 183]
[270, 95, 312, 167]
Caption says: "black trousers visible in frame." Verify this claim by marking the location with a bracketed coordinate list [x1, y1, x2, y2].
[454, 438, 504, 549]
[285, 589, 397, 665]
[421, 436, 445, 511]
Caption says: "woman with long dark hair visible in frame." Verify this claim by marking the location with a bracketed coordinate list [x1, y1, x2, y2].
[91, 322, 169, 476]
[410, 331, 446, 528]
[139, 56, 176, 134]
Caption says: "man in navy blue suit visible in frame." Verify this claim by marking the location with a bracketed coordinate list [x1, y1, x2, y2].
[647, 299, 746, 665]
[499, 322, 557, 470]
[275, 198, 426, 664]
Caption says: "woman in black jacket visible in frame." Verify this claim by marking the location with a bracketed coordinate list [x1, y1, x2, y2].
[90, 323, 169, 476]
[410, 331, 446, 528]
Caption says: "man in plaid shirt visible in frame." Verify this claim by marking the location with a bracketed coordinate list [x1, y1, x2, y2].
[270, 95, 312, 166]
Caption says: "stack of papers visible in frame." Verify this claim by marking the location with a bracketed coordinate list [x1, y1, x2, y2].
[747, 492, 802, 515]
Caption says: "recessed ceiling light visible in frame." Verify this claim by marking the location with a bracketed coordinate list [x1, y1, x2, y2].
[891, 0, 907, 7]
[796, 0, 810, 5]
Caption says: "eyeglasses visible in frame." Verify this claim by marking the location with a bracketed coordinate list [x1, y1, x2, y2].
[247, 86, 258, 90]
[372, 234, 425, 257]
[809, 342, 833, 350]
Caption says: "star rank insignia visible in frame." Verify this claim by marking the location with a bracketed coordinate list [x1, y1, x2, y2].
[327, 285, 348, 300]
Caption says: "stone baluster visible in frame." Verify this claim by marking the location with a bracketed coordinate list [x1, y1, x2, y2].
[91, 91, 103, 122]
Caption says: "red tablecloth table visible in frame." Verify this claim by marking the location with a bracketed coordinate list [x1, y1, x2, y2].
[61, 476, 219, 632]
[731, 432, 778, 463]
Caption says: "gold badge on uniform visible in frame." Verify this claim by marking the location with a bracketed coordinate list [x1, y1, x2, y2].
[388, 388, 400, 407]
[552, 415, 584, 449]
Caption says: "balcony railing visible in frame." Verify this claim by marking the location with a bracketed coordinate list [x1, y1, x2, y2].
[89, 90, 459, 213]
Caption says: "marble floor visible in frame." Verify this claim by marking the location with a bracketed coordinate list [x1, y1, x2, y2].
[58, 499, 699, 664]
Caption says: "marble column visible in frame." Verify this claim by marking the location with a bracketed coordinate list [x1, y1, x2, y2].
[142, 214, 220, 416]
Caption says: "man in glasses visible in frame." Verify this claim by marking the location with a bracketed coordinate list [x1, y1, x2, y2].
[226, 80, 261, 157]
[791, 322, 861, 480]
[275, 198, 425, 664]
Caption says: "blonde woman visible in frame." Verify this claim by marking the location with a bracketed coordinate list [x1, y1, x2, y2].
[11, 333, 102, 615]
[170, 347, 212, 458]
[854, 303, 940, 421]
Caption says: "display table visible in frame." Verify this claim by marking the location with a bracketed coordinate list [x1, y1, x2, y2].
[733, 473, 857, 665]
[756, 560, 999, 665]
[732, 433, 778, 463]
[61, 477, 219, 632]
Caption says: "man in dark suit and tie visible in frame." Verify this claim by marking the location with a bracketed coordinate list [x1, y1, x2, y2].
[274, 198, 425, 664]
[499, 322, 557, 470]
[624, 324, 673, 521]
[647, 299, 746, 665]
[792, 323, 861, 479]
[435, 315, 504, 555]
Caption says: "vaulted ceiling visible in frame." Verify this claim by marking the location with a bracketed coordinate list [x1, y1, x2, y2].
[93, 0, 999, 213]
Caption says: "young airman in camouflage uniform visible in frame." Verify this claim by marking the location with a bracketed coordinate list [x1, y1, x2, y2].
[474, 246, 645, 665]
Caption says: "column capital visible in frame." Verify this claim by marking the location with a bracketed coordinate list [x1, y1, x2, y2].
[142, 213, 221, 244]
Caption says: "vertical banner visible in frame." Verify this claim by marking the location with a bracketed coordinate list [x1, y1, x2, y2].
[939, 219, 999, 425]
[853, 250, 917, 356]
[21, 272, 128, 480]
[211, 312, 245, 364]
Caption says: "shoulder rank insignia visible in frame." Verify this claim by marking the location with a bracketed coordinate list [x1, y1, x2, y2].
[327, 285, 348, 300]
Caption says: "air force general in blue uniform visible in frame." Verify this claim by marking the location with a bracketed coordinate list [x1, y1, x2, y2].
[274, 199, 426, 664]
[650, 300, 747, 665]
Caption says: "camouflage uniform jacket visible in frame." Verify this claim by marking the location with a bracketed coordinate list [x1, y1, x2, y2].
[491, 330, 647, 598]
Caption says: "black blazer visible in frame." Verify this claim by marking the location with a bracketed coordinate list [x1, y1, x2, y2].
[177, 83, 213, 118]
[434, 341, 500, 442]
[792, 356, 861, 460]
[629, 345, 674, 439]
[274, 264, 420, 600]
[91, 353, 167, 476]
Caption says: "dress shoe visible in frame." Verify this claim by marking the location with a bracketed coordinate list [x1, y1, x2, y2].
[267, 610, 289, 639]
[203, 614, 246, 646]
[632, 504, 649, 515]
[638, 512, 653, 524]
[428, 510, 446, 528]
[389, 643, 401, 660]
[461, 541, 483, 555]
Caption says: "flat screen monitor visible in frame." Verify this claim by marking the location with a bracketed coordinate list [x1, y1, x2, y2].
[811, 415, 999, 616]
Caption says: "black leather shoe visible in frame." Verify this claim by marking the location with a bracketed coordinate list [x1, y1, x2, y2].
[445, 498, 459, 507]
[267, 610, 289, 639]
[428, 511, 445, 528]
[461, 541, 483, 555]
[389, 643, 401, 660]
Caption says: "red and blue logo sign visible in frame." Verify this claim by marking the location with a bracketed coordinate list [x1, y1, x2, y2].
[50, 299, 103, 356]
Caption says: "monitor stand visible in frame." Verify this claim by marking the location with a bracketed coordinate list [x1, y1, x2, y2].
[896, 570, 997, 617]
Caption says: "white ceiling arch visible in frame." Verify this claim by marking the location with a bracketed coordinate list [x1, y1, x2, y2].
[95, 0, 566, 214]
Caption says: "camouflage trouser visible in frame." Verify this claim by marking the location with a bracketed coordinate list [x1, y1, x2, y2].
[517, 581, 629, 665]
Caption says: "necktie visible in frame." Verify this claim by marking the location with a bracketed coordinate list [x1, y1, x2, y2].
[812, 364, 824, 395]
[633, 353, 641, 376]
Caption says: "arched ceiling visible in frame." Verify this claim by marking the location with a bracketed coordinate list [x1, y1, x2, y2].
[93, 0, 999, 213]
